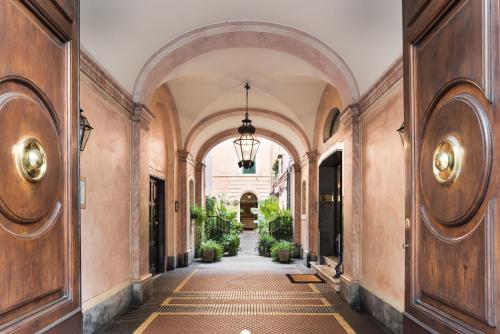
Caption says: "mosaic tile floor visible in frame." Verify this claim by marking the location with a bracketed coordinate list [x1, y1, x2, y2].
[100, 232, 387, 334]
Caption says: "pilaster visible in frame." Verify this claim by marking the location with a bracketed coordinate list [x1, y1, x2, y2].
[291, 163, 302, 247]
[340, 103, 361, 306]
[194, 162, 206, 206]
[176, 149, 189, 267]
[306, 151, 319, 264]
[130, 103, 155, 306]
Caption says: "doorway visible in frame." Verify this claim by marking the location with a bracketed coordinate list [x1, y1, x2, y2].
[240, 192, 258, 230]
[318, 151, 343, 268]
[149, 176, 165, 275]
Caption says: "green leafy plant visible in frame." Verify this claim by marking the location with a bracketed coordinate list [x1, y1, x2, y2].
[222, 233, 240, 256]
[272, 159, 279, 176]
[259, 197, 280, 223]
[258, 233, 276, 257]
[271, 240, 295, 262]
[269, 212, 293, 242]
[190, 205, 206, 223]
[199, 240, 223, 262]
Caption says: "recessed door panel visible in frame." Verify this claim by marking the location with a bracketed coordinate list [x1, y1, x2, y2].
[0, 0, 80, 332]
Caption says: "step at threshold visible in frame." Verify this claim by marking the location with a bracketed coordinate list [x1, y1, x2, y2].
[310, 262, 340, 292]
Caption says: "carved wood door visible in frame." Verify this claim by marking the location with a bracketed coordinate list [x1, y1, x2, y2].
[0, 0, 80, 333]
[403, 0, 499, 333]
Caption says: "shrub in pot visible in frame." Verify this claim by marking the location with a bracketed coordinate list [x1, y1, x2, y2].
[271, 241, 295, 263]
[199, 240, 223, 263]
[222, 233, 240, 256]
[258, 233, 276, 257]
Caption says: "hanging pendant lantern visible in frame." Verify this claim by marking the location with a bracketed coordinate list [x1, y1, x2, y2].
[234, 83, 260, 169]
[80, 108, 93, 151]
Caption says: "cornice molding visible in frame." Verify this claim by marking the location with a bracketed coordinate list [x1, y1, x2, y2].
[358, 57, 403, 113]
[177, 150, 198, 166]
[306, 151, 319, 163]
[195, 162, 206, 172]
[132, 104, 155, 129]
[292, 163, 301, 173]
[340, 104, 360, 128]
[80, 50, 135, 115]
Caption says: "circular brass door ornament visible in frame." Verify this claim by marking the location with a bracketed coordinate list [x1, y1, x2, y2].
[432, 136, 463, 184]
[15, 138, 47, 182]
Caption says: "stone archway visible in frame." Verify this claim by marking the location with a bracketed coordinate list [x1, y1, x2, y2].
[193, 127, 304, 248]
[133, 21, 359, 108]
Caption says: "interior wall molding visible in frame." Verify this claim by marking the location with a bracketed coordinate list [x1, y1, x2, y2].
[80, 49, 135, 115]
[358, 57, 403, 113]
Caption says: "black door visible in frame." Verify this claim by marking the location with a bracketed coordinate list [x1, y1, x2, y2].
[149, 177, 165, 275]
[318, 151, 343, 264]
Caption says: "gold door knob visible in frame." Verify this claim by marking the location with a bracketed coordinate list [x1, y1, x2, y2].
[15, 138, 47, 182]
[432, 136, 463, 184]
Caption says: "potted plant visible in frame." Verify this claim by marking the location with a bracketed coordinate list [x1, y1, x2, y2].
[199, 240, 223, 263]
[222, 233, 240, 256]
[258, 233, 276, 257]
[190, 205, 202, 220]
[271, 241, 295, 263]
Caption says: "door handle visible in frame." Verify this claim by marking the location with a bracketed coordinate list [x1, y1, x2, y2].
[402, 242, 409, 250]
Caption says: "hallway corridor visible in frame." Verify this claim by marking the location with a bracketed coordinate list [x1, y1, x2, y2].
[101, 233, 385, 334]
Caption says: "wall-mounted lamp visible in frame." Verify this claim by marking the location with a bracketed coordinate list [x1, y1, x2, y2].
[396, 122, 405, 145]
[80, 108, 93, 151]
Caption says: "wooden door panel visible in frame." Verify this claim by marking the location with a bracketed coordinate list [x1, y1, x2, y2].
[0, 0, 80, 332]
[414, 0, 489, 124]
[404, 0, 499, 333]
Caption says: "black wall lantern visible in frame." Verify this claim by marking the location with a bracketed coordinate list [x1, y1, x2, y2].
[396, 122, 405, 145]
[234, 83, 260, 169]
[80, 108, 93, 151]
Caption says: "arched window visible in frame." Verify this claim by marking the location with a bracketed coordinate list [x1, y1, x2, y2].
[323, 108, 341, 142]
[301, 180, 307, 214]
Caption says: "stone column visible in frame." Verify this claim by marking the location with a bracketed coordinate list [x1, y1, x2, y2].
[292, 163, 302, 246]
[339, 103, 361, 307]
[176, 150, 189, 267]
[306, 151, 319, 264]
[130, 104, 154, 306]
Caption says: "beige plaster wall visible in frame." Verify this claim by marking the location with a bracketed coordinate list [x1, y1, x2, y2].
[314, 84, 358, 278]
[80, 77, 131, 306]
[138, 84, 180, 274]
[360, 80, 405, 311]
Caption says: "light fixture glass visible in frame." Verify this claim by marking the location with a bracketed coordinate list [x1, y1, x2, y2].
[234, 83, 260, 169]
[80, 108, 93, 152]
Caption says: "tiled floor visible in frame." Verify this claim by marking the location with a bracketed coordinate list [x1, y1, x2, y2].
[100, 232, 387, 334]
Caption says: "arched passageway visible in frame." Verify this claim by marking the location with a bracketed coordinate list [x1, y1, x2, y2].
[240, 192, 258, 230]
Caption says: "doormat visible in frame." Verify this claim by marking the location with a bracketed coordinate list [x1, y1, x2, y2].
[286, 274, 325, 283]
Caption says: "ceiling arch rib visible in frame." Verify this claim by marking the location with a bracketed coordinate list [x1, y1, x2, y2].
[188, 115, 307, 163]
[185, 108, 310, 160]
[165, 47, 328, 144]
[133, 21, 359, 108]
[196, 128, 300, 165]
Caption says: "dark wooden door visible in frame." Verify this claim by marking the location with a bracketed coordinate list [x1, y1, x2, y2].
[403, 0, 500, 333]
[0, 0, 80, 333]
[149, 177, 165, 275]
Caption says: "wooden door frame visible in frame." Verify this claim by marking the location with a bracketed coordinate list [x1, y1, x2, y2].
[149, 176, 166, 274]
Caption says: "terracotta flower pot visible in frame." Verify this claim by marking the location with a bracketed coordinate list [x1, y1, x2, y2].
[278, 250, 290, 263]
[203, 249, 215, 262]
